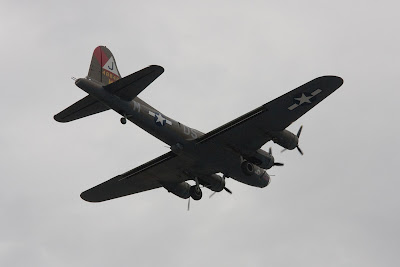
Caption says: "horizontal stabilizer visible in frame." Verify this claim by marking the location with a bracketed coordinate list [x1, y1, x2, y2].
[54, 95, 109, 123]
[105, 65, 164, 101]
[54, 65, 164, 123]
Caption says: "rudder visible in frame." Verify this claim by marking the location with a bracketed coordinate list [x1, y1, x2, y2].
[88, 46, 121, 85]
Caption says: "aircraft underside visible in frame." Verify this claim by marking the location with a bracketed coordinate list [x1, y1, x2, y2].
[54, 46, 343, 206]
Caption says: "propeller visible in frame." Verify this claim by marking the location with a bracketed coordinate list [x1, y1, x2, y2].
[281, 125, 304, 155]
[187, 185, 202, 211]
[296, 125, 304, 155]
[209, 175, 232, 198]
[188, 176, 232, 209]
[269, 147, 284, 166]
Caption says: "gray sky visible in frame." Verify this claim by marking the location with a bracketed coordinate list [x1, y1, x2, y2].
[1, 0, 399, 266]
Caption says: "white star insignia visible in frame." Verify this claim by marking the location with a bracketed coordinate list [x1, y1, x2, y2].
[148, 111, 173, 126]
[155, 113, 166, 125]
[294, 93, 313, 105]
[288, 89, 322, 111]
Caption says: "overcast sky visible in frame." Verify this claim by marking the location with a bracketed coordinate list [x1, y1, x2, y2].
[1, 0, 399, 266]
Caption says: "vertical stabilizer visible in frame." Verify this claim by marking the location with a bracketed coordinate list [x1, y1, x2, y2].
[88, 46, 121, 85]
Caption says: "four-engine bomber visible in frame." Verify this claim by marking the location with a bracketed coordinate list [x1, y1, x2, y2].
[54, 46, 343, 205]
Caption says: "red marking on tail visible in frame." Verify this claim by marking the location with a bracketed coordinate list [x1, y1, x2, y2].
[93, 46, 109, 67]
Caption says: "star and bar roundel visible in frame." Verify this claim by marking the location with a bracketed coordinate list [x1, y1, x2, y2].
[148, 111, 172, 126]
[288, 89, 322, 111]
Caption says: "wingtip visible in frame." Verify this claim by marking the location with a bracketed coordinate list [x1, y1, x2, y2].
[315, 75, 344, 90]
[53, 114, 64, 123]
[330, 75, 344, 86]
[328, 75, 343, 82]
[80, 191, 101, 203]
[53, 114, 69, 123]
[149, 65, 164, 74]
[337, 76, 344, 86]
[80, 188, 113, 203]
[332, 75, 344, 89]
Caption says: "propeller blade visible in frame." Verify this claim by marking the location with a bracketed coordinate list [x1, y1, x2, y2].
[281, 148, 287, 153]
[297, 146, 304, 155]
[274, 162, 284, 166]
[297, 125, 303, 138]
[187, 197, 191, 211]
[269, 147, 272, 155]
[224, 187, 232, 194]
[210, 187, 232, 198]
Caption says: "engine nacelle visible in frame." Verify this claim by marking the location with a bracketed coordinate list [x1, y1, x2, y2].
[246, 149, 275, 169]
[269, 130, 298, 150]
[237, 160, 271, 187]
[200, 174, 225, 192]
[160, 181, 190, 199]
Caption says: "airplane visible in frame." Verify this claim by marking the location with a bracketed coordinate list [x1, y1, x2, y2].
[54, 46, 343, 205]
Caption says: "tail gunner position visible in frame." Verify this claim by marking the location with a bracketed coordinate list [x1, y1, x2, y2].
[54, 46, 343, 204]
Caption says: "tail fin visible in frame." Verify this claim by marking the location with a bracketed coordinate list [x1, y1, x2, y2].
[88, 46, 121, 85]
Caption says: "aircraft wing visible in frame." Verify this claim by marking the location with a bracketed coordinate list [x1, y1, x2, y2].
[195, 76, 343, 152]
[80, 151, 190, 202]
